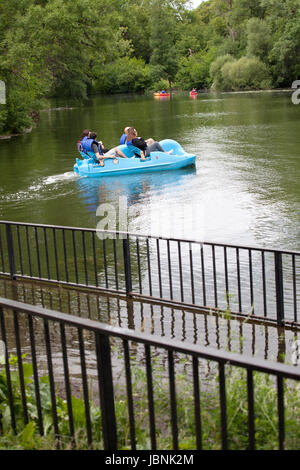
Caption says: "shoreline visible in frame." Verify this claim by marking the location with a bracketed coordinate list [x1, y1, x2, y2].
[0, 107, 74, 139]
[0, 126, 33, 140]
[219, 88, 292, 95]
[0, 89, 293, 139]
[40, 106, 74, 112]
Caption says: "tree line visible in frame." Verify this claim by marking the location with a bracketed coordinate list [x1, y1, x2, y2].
[0, 0, 299, 134]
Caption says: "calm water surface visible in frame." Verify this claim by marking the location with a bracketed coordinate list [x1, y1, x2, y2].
[0, 93, 299, 371]
[0, 91, 299, 250]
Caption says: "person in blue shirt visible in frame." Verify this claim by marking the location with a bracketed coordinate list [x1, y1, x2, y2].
[105, 128, 143, 161]
[126, 128, 173, 159]
[123, 127, 145, 160]
[120, 127, 130, 145]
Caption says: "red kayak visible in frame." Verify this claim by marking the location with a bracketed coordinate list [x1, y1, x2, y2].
[154, 92, 170, 97]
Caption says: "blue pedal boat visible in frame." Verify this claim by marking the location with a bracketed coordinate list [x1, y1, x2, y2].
[73, 139, 196, 177]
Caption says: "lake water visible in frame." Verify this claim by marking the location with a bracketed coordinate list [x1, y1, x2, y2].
[1, 92, 300, 452]
[0, 91, 299, 251]
[0, 92, 299, 374]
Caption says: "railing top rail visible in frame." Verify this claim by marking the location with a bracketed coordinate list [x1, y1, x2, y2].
[1, 297, 300, 380]
[0, 220, 299, 256]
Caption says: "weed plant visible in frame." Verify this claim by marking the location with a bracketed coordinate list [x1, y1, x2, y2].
[0, 353, 299, 450]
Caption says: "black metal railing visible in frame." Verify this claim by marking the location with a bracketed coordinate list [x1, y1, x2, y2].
[0, 221, 299, 326]
[0, 297, 300, 450]
[0, 277, 295, 363]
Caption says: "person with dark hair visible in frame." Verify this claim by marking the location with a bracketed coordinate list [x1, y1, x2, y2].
[81, 131, 128, 166]
[77, 129, 90, 152]
[81, 129, 90, 140]
[127, 128, 173, 159]
[89, 132, 111, 155]
[80, 131, 106, 166]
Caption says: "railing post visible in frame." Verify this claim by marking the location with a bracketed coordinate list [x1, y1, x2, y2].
[123, 236, 132, 297]
[95, 333, 117, 450]
[275, 252, 284, 326]
[6, 223, 16, 280]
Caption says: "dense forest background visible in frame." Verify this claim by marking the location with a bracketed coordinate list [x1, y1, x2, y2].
[0, 0, 299, 133]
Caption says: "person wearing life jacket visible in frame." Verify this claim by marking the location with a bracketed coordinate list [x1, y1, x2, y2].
[120, 126, 130, 145]
[77, 129, 90, 152]
[83, 132, 129, 167]
[101, 127, 144, 161]
[81, 132, 104, 154]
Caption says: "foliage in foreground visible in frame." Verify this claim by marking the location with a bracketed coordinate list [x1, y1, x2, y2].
[0, 353, 300, 450]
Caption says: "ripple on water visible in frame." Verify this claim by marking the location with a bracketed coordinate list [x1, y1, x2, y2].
[1, 171, 79, 202]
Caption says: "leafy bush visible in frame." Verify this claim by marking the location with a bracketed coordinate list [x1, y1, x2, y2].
[175, 50, 215, 90]
[210, 54, 235, 91]
[92, 57, 151, 94]
[0, 107, 7, 135]
[0, 354, 103, 449]
[148, 78, 170, 92]
[222, 57, 272, 91]
[1, 76, 49, 134]
[210, 55, 272, 91]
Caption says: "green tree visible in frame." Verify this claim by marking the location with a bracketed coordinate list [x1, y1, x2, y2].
[149, 0, 183, 88]
[1, 0, 300, 134]
[118, 0, 152, 62]
[262, 0, 300, 86]
[0, 0, 131, 132]
[92, 57, 151, 94]
[175, 49, 216, 90]
[246, 18, 272, 61]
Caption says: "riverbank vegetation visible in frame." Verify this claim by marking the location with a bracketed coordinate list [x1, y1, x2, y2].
[0, 354, 300, 450]
[0, 0, 299, 134]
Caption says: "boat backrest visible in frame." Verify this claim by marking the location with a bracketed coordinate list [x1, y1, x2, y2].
[159, 139, 185, 156]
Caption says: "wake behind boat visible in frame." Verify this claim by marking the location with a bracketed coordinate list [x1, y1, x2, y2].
[73, 139, 196, 177]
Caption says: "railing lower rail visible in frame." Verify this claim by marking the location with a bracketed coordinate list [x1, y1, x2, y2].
[0, 221, 299, 326]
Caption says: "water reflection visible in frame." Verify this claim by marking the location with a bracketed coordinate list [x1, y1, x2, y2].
[76, 167, 196, 214]
[1, 278, 298, 367]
